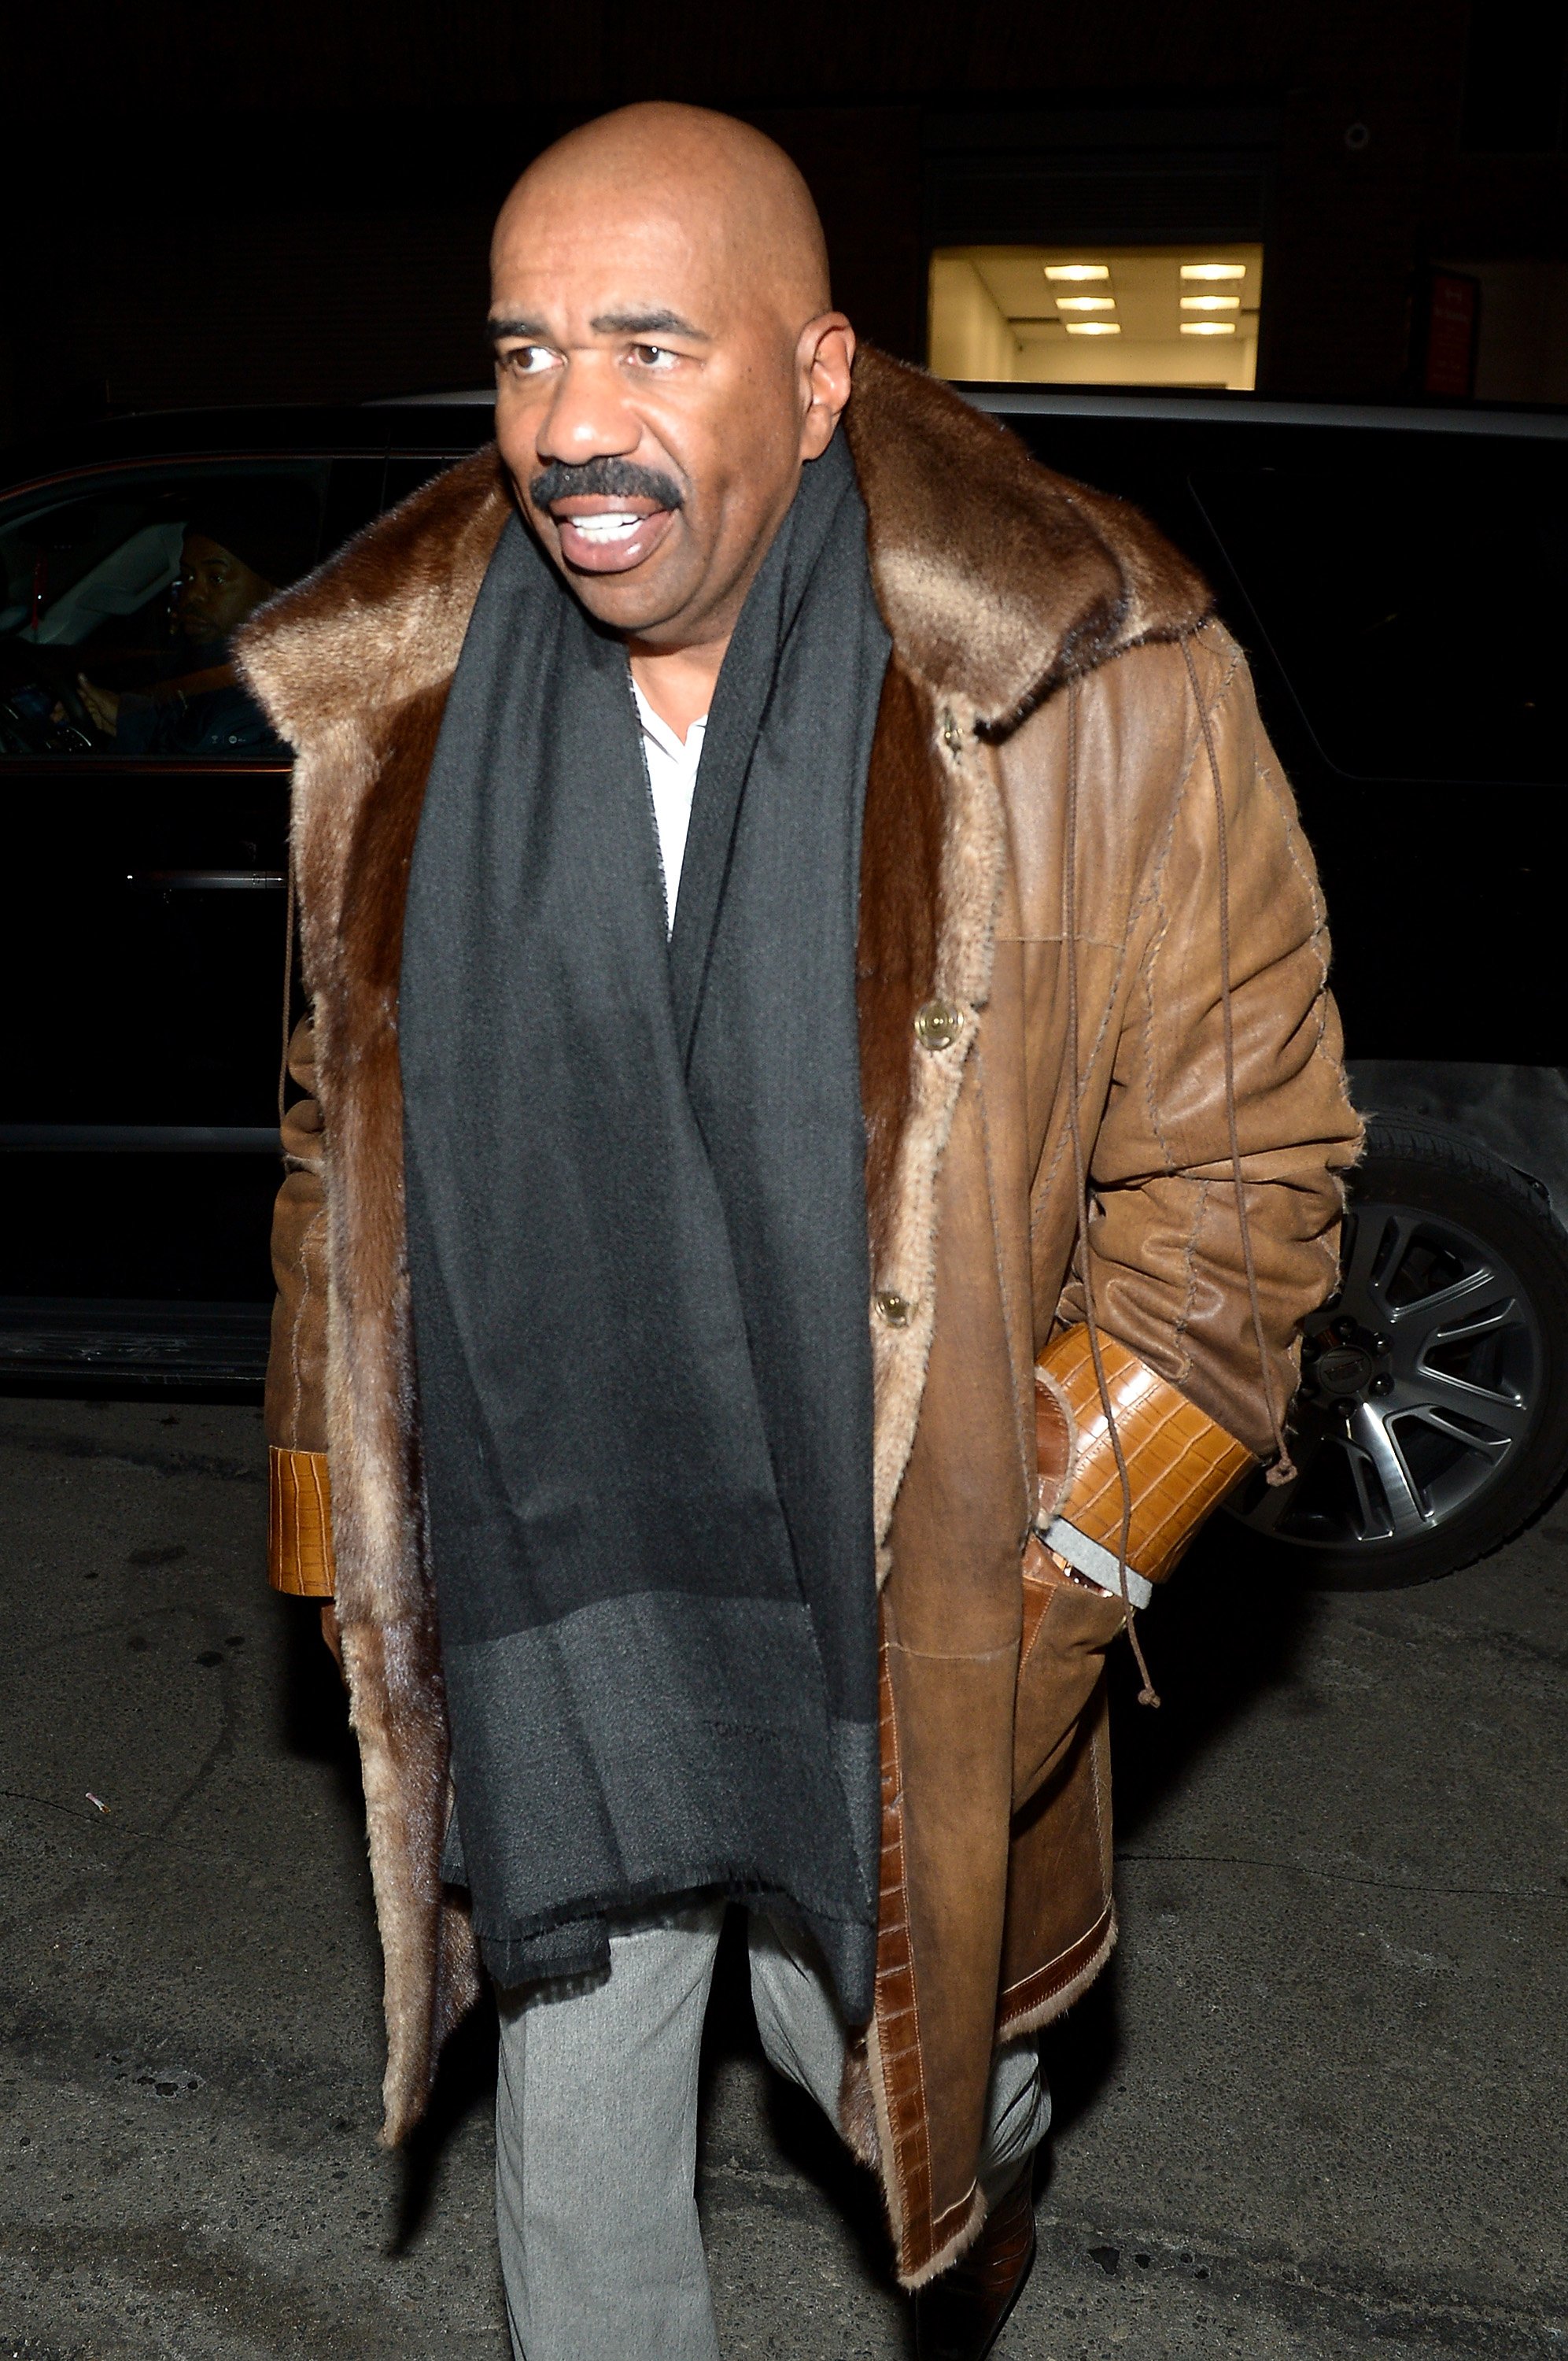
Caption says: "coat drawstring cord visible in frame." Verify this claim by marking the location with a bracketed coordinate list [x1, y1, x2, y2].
[1179, 633, 1296, 1485]
[1062, 681, 1161, 1709]
[278, 836, 297, 1132]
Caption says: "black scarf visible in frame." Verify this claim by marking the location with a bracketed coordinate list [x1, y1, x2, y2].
[400, 432, 891, 2016]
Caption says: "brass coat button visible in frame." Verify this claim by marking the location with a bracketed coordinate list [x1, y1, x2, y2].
[914, 997, 962, 1051]
[874, 1291, 913, 1327]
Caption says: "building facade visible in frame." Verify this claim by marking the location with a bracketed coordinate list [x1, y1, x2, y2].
[4, 1, 1566, 445]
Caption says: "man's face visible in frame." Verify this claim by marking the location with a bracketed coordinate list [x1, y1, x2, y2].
[176, 534, 272, 646]
[489, 199, 817, 647]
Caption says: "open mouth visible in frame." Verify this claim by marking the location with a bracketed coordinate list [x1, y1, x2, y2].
[568, 512, 644, 546]
[544, 492, 679, 577]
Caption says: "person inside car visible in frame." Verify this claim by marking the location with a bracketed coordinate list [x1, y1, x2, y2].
[76, 487, 312, 755]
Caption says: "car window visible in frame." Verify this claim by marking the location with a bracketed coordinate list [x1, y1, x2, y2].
[1192, 456, 1568, 785]
[382, 454, 474, 510]
[0, 460, 328, 760]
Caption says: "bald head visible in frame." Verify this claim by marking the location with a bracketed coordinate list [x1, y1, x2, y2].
[494, 104, 831, 338]
[487, 103, 854, 660]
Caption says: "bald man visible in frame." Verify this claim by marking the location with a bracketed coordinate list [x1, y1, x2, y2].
[239, 103, 1358, 2361]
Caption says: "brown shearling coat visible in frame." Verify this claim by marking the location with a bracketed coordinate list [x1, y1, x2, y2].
[238, 349, 1361, 2286]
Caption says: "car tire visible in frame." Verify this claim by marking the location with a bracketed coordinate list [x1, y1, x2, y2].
[1226, 1115, 1568, 1589]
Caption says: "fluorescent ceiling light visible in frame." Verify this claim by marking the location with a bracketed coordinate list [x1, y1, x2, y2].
[1066, 320, 1121, 335]
[1182, 262, 1247, 280]
[1044, 264, 1110, 281]
[1056, 296, 1116, 312]
[1182, 320, 1237, 335]
[1181, 294, 1240, 310]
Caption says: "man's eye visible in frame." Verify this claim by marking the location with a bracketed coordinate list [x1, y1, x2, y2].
[629, 344, 679, 370]
[500, 345, 560, 376]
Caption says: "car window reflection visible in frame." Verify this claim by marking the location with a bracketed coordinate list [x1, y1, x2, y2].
[1192, 460, 1568, 787]
[0, 466, 326, 759]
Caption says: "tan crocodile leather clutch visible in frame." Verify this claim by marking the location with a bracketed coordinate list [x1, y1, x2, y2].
[267, 1447, 337, 1598]
[1039, 1325, 1253, 1586]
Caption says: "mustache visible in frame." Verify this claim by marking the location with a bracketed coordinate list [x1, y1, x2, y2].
[528, 457, 684, 512]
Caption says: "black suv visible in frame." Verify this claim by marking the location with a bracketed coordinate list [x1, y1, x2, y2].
[2, 384, 1565, 1590]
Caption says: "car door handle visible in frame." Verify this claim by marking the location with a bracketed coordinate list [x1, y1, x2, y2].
[127, 870, 286, 890]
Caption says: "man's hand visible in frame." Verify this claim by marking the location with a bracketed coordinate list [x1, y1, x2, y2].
[77, 674, 120, 734]
[321, 1600, 345, 1678]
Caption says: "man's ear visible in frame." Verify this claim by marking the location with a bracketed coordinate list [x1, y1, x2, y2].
[798, 313, 856, 460]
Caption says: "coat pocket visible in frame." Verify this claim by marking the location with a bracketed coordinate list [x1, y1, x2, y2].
[1013, 1553, 1127, 1812]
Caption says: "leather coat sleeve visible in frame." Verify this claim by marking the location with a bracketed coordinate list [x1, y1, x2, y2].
[265, 1015, 335, 1597]
[1057, 631, 1363, 1463]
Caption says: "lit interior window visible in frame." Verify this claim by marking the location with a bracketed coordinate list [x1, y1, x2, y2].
[928, 244, 1263, 389]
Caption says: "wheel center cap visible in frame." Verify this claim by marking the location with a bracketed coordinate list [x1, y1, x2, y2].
[1315, 1344, 1374, 1397]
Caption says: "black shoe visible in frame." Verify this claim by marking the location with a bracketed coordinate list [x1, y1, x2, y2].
[913, 2168, 1037, 2360]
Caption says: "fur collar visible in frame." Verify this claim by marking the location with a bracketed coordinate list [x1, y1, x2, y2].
[238, 347, 1209, 748]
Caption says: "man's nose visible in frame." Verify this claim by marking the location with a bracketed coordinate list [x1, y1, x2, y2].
[532, 353, 642, 467]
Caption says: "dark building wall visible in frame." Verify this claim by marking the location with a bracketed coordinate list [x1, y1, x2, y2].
[4, 1, 1565, 447]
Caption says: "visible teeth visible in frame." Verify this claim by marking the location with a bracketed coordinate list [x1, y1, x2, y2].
[569, 512, 643, 542]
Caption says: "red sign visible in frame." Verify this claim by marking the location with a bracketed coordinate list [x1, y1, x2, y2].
[1423, 272, 1479, 398]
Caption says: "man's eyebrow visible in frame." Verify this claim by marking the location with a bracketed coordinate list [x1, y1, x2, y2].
[589, 309, 711, 339]
[486, 309, 714, 348]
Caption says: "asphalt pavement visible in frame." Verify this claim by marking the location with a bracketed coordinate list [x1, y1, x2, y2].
[1, 1395, 1563, 2359]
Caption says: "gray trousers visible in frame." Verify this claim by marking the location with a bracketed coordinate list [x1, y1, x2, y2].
[495, 1902, 1050, 2361]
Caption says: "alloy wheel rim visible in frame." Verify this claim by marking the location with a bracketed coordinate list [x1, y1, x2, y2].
[1230, 1195, 1543, 1551]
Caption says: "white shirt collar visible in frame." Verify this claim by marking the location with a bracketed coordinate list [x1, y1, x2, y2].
[631, 682, 708, 932]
